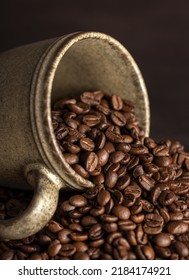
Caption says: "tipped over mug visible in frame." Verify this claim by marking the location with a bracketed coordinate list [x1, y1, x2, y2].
[0, 31, 150, 240]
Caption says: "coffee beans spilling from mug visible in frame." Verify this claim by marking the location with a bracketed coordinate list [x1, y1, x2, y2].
[1, 90, 189, 260]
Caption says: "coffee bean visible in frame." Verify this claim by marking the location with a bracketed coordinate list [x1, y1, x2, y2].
[59, 244, 76, 257]
[105, 171, 118, 188]
[69, 195, 88, 207]
[73, 251, 90, 260]
[47, 240, 62, 257]
[112, 205, 130, 219]
[47, 220, 63, 233]
[153, 233, 172, 247]
[109, 151, 125, 163]
[111, 95, 123, 110]
[62, 142, 81, 153]
[82, 114, 101, 127]
[111, 111, 126, 126]
[102, 222, 118, 233]
[0, 250, 14, 260]
[72, 164, 89, 179]
[105, 129, 123, 143]
[138, 175, 155, 191]
[103, 141, 115, 154]
[118, 220, 136, 231]
[153, 145, 169, 156]
[97, 190, 111, 206]
[69, 232, 88, 242]
[80, 91, 101, 105]
[73, 241, 88, 252]
[58, 229, 72, 244]
[154, 156, 172, 167]
[159, 190, 176, 206]
[173, 241, 189, 257]
[97, 149, 109, 166]
[84, 152, 98, 172]
[100, 214, 118, 223]
[81, 215, 98, 227]
[143, 213, 164, 235]
[116, 175, 131, 190]
[166, 221, 188, 235]
[79, 137, 95, 151]
[64, 153, 79, 165]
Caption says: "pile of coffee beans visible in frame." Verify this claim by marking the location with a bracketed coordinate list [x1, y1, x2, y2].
[1, 90, 189, 260]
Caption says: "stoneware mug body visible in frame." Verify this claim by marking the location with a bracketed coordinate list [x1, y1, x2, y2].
[0, 31, 150, 240]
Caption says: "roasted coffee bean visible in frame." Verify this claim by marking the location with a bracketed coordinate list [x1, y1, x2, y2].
[152, 233, 172, 247]
[97, 190, 111, 206]
[166, 221, 188, 235]
[173, 241, 189, 257]
[73, 241, 88, 252]
[103, 141, 115, 154]
[72, 164, 89, 179]
[89, 224, 103, 240]
[116, 175, 131, 190]
[82, 114, 101, 127]
[47, 221, 63, 233]
[111, 111, 126, 126]
[79, 137, 95, 151]
[150, 186, 162, 205]
[138, 175, 155, 191]
[105, 171, 118, 188]
[144, 137, 157, 149]
[111, 95, 123, 110]
[60, 200, 75, 212]
[159, 190, 176, 206]
[97, 149, 109, 166]
[154, 246, 171, 258]
[112, 205, 130, 220]
[105, 129, 123, 143]
[141, 199, 154, 212]
[81, 215, 98, 227]
[116, 143, 131, 153]
[47, 240, 62, 257]
[100, 214, 118, 223]
[109, 151, 125, 164]
[58, 229, 72, 244]
[118, 220, 136, 231]
[95, 132, 106, 149]
[69, 195, 88, 207]
[143, 213, 164, 235]
[63, 153, 79, 165]
[154, 156, 172, 167]
[80, 91, 101, 105]
[135, 245, 155, 260]
[124, 183, 142, 198]
[133, 165, 144, 178]
[59, 244, 76, 257]
[84, 152, 98, 172]
[62, 142, 81, 154]
[69, 232, 88, 242]
[153, 145, 169, 156]
[102, 222, 118, 233]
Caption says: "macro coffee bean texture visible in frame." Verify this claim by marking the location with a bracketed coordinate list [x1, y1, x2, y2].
[0, 90, 189, 260]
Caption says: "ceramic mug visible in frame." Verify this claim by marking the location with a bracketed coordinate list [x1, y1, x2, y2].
[0, 31, 150, 240]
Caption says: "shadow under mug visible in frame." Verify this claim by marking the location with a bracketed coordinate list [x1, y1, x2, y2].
[0, 31, 150, 240]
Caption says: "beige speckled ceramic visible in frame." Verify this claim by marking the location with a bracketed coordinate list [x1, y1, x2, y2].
[0, 31, 150, 240]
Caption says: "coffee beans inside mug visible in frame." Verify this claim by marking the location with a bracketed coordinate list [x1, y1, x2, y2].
[0, 90, 189, 260]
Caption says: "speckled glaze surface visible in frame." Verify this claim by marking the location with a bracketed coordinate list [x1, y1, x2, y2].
[0, 31, 150, 240]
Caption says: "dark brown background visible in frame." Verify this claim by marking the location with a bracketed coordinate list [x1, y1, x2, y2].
[1, 0, 189, 150]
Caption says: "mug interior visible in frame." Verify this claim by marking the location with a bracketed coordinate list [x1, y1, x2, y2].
[34, 32, 150, 190]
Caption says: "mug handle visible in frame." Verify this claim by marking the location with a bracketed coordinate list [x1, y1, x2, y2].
[0, 163, 63, 241]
